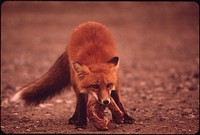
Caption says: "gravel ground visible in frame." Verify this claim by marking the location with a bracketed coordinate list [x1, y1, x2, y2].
[1, 2, 199, 134]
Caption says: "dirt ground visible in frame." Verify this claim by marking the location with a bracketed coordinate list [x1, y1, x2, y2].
[1, 2, 199, 134]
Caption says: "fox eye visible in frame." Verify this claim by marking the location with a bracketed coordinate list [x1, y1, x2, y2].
[91, 84, 100, 89]
[106, 83, 113, 89]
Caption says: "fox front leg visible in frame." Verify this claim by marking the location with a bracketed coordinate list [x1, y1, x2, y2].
[111, 91, 135, 124]
[75, 93, 88, 128]
[68, 93, 88, 129]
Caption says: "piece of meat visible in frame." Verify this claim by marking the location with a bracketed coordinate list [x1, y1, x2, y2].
[87, 97, 124, 130]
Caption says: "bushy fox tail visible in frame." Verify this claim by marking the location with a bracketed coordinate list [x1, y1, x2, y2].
[11, 52, 71, 106]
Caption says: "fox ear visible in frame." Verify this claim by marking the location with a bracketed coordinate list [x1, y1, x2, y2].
[108, 57, 120, 69]
[72, 62, 90, 78]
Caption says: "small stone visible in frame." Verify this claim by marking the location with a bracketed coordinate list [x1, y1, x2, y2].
[159, 116, 168, 121]
[77, 127, 83, 131]
[39, 104, 46, 108]
[146, 90, 152, 94]
[65, 100, 73, 104]
[140, 93, 146, 99]
[168, 110, 177, 116]
[180, 99, 187, 103]
[139, 121, 144, 125]
[155, 87, 164, 91]
[46, 103, 54, 107]
[122, 128, 126, 132]
[158, 97, 165, 101]
[131, 108, 137, 111]
[45, 113, 51, 116]
[126, 73, 133, 79]
[169, 68, 176, 73]
[55, 99, 63, 103]
[183, 108, 193, 114]
[26, 129, 31, 132]
[184, 81, 192, 88]
[158, 102, 164, 106]
[22, 116, 29, 119]
[147, 95, 153, 100]
[162, 126, 168, 128]
[176, 84, 184, 91]
[140, 81, 146, 87]
[188, 86, 197, 91]
[181, 74, 190, 81]
[187, 114, 196, 118]
[179, 121, 185, 124]
[181, 129, 187, 133]
[153, 79, 161, 86]
[122, 86, 132, 92]
[193, 73, 199, 79]
[20, 116, 30, 122]
[115, 124, 119, 128]
[39, 103, 53, 108]
[1, 99, 9, 108]
[13, 113, 19, 115]
[135, 128, 141, 132]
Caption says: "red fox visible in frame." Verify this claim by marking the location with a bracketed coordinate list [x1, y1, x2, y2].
[11, 21, 134, 128]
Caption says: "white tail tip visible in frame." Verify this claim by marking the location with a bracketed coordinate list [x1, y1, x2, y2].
[10, 91, 22, 103]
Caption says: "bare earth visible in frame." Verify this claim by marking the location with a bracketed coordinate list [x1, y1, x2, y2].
[1, 2, 199, 134]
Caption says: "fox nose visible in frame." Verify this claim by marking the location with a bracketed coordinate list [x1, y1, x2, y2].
[103, 99, 110, 105]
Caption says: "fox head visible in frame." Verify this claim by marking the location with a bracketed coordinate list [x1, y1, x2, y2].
[72, 57, 119, 105]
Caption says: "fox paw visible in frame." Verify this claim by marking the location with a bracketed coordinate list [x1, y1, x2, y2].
[68, 117, 87, 129]
[75, 121, 87, 129]
[123, 114, 135, 124]
[68, 117, 77, 124]
[113, 114, 135, 124]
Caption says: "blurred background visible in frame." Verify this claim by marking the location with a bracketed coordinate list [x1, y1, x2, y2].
[1, 2, 199, 134]
[1, 2, 198, 83]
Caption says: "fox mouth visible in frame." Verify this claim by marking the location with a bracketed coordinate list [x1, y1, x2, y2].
[88, 92, 111, 105]
[97, 98, 111, 106]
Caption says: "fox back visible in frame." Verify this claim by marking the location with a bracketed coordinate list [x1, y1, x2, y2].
[68, 21, 116, 65]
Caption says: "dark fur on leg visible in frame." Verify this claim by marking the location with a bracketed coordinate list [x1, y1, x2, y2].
[111, 91, 135, 124]
[68, 102, 79, 124]
[75, 93, 88, 129]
